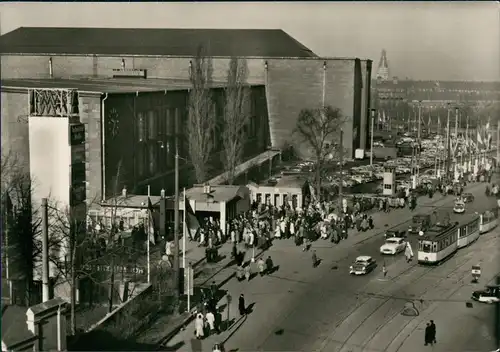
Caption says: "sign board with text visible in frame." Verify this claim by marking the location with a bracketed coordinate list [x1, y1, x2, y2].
[69, 123, 85, 146]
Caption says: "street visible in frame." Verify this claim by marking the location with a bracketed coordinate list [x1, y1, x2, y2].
[165, 181, 499, 352]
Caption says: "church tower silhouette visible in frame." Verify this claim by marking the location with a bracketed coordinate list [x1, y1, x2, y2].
[376, 49, 390, 81]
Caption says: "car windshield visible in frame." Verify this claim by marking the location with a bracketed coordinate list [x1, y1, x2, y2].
[412, 215, 427, 224]
[385, 238, 399, 244]
[386, 231, 397, 237]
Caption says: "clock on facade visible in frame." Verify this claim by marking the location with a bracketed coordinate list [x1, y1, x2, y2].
[108, 108, 120, 137]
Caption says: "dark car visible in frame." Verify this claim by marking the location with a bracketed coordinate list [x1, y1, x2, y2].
[462, 193, 475, 203]
[472, 285, 500, 304]
[408, 214, 432, 234]
[384, 229, 407, 239]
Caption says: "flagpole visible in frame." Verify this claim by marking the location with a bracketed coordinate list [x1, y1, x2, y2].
[182, 188, 186, 271]
[147, 185, 151, 284]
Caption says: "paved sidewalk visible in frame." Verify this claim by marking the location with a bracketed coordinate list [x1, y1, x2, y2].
[163, 182, 491, 350]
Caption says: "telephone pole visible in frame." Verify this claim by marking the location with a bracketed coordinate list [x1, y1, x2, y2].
[338, 130, 344, 213]
[42, 198, 50, 302]
[416, 101, 422, 182]
[173, 112, 180, 296]
[445, 104, 451, 180]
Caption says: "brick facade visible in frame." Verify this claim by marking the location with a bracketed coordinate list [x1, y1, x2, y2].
[2, 54, 372, 198]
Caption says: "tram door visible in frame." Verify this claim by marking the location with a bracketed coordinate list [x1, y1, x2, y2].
[292, 195, 298, 209]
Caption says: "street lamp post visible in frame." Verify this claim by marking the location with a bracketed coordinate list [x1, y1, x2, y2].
[370, 108, 375, 169]
[338, 130, 344, 214]
[416, 101, 422, 183]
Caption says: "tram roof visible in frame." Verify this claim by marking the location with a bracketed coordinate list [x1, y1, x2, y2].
[420, 222, 458, 240]
[456, 213, 480, 225]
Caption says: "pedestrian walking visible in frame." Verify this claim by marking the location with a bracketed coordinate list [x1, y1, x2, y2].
[312, 250, 318, 268]
[405, 242, 414, 263]
[424, 322, 432, 346]
[382, 263, 388, 278]
[244, 264, 251, 281]
[429, 320, 437, 344]
[238, 294, 246, 316]
[205, 310, 215, 334]
[257, 258, 265, 276]
[195, 313, 205, 339]
[265, 255, 274, 274]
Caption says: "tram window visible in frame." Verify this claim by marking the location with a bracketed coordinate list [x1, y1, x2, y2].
[433, 243, 438, 251]
[422, 243, 431, 252]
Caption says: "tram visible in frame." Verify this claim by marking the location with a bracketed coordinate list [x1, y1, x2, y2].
[418, 208, 497, 265]
[418, 222, 458, 264]
[457, 214, 480, 248]
[479, 209, 498, 234]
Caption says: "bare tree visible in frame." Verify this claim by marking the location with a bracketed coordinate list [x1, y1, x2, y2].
[1, 149, 43, 306]
[295, 105, 346, 199]
[187, 45, 216, 183]
[221, 57, 251, 184]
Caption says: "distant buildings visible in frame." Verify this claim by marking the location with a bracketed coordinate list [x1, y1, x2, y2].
[371, 49, 500, 126]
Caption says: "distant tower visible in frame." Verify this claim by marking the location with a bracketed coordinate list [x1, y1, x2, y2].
[376, 49, 390, 81]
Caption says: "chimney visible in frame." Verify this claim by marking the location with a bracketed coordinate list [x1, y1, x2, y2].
[122, 186, 127, 197]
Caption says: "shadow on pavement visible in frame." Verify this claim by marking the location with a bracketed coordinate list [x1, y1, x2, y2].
[69, 329, 169, 351]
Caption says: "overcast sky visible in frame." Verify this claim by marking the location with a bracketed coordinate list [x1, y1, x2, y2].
[1, 1, 498, 81]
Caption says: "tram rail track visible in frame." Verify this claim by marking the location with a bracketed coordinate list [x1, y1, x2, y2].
[316, 237, 494, 352]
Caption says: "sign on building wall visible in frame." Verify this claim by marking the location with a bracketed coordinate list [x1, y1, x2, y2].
[69, 122, 86, 206]
[69, 123, 85, 145]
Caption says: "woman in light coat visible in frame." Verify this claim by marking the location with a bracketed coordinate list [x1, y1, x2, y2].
[195, 313, 205, 339]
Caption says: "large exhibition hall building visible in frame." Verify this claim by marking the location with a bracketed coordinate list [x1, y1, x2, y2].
[1, 27, 372, 206]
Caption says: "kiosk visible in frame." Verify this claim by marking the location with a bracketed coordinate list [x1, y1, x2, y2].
[382, 166, 396, 196]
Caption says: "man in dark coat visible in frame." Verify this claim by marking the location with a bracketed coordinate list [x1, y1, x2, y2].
[238, 294, 246, 316]
[424, 322, 432, 346]
[429, 320, 437, 343]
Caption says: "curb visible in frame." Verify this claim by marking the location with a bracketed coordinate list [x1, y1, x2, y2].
[156, 247, 267, 347]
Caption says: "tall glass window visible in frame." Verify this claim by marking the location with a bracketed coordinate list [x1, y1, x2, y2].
[166, 109, 174, 136]
[136, 144, 145, 177]
[136, 112, 145, 142]
[147, 110, 157, 140]
[148, 144, 157, 175]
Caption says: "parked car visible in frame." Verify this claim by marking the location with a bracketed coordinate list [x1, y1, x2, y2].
[349, 256, 377, 275]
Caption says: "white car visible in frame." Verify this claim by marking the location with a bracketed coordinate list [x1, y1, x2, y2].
[453, 201, 465, 214]
[349, 256, 377, 275]
[380, 237, 406, 255]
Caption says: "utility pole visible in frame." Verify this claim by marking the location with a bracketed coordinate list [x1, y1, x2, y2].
[173, 112, 180, 297]
[370, 109, 375, 169]
[454, 107, 459, 179]
[497, 123, 500, 170]
[446, 105, 451, 180]
[416, 101, 422, 182]
[338, 130, 344, 214]
[42, 198, 50, 302]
